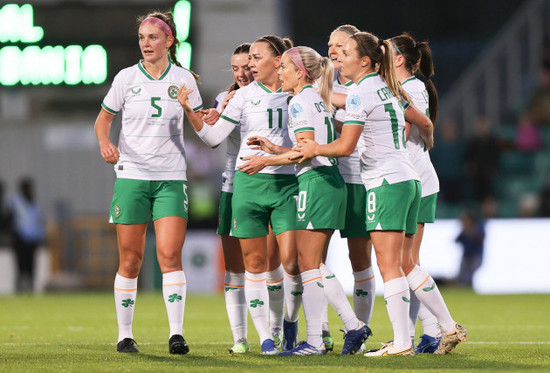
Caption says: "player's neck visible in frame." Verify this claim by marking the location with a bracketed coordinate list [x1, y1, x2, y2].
[396, 67, 412, 84]
[354, 68, 376, 84]
[338, 71, 352, 85]
[143, 58, 170, 80]
[259, 76, 282, 92]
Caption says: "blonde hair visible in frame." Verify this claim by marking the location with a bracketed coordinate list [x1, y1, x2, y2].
[288, 46, 334, 113]
[350, 32, 410, 103]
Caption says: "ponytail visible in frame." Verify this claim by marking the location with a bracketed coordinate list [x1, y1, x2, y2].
[416, 42, 438, 123]
[378, 39, 410, 103]
[350, 32, 409, 102]
[392, 34, 438, 123]
[317, 57, 334, 113]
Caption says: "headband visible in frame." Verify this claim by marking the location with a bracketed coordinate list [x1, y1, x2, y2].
[391, 38, 403, 57]
[260, 37, 282, 56]
[140, 17, 173, 38]
[285, 47, 313, 80]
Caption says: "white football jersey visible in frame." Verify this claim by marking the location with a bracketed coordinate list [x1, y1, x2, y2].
[288, 85, 335, 176]
[214, 90, 240, 193]
[102, 60, 203, 181]
[402, 77, 439, 197]
[220, 81, 294, 175]
[333, 72, 362, 184]
[344, 73, 419, 190]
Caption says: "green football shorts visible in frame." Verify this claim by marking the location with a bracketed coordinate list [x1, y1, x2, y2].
[417, 193, 438, 224]
[110, 178, 189, 224]
[231, 171, 299, 238]
[365, 179, 421, 234]
[340, 183, 371, 238]
[217, 191, 233, 235]
[296, 166, 346, 230]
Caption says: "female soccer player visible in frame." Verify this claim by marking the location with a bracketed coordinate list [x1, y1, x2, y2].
[238, 46, 370, 356]
[94, 12, 202, 354]
[213, 43, 254, 354]
[390, 33, 467, 355]
[178, 35, 299, 355]
[325, 25, 376, 349]
[214, 43, 287, 354]
[294, 31, 433, 357]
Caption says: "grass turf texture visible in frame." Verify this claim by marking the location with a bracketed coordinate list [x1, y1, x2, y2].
[1, 288, 549, 372]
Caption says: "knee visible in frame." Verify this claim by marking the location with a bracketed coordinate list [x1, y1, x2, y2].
[243, 253, 266, 273]
[157, 250, 182, 271]
[282, 260, 299, 276]
[119, 254, 143, 278]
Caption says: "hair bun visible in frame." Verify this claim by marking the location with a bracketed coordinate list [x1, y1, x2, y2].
[378, 39, 384, 46]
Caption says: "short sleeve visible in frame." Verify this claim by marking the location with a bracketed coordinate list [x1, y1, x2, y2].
[185, 74, 203, 111]
[101, 71, 125, 114]
[219, 88, 244, 125]
[343, 92, 366, 126]
[288, 97, 314, 134]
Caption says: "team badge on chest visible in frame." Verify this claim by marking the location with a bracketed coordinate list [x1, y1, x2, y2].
[168, 85, 179, 99]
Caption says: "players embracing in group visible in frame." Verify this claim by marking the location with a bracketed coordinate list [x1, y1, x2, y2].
[95, 10, 467, 357]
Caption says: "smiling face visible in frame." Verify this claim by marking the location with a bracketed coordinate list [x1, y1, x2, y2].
[278, 53, 301, 93]
[248, 41, 281, 84]
[138, 23, 173, 64]
[339, 37, 367, 82]
[231, 53, 254, 88]
[328, 30, 349, 70]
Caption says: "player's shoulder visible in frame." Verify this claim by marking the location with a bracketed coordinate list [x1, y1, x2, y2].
[233, 81, 258, 98]
[402, 76, 425, 92]
[169, 64, 199, 83]
[215, 90, 230, 103]
[111, 63, 140, 82]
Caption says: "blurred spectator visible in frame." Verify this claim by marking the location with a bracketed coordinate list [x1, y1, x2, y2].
[7, 177, 46, 292]
[481, 196, 498, 219]
[539, 174, 550, 217]
[515, 113, 543, 152]
[464, 115, 501, 202]
[455, 210, 485, 287]
[526, 53, 550, 128]
[430, 120, 465, 203]
[518, 193, 539, 217]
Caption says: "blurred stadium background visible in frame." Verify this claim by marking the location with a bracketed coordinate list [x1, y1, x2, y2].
[1, 0, 549, 295]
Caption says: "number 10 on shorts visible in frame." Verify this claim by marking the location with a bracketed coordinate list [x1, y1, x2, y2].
[297, 191, 307, 221]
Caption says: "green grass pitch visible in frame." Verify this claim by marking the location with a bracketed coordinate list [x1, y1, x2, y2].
[1, 288, 549, 372]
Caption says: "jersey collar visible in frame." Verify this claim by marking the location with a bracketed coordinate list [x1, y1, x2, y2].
[401, 76, 417, 86]
[258, 81, 282, 93]
[357, 72, 379, 86]
[299, 85, 313, 93]
[138, 60, 172, 81]
[336, 73, 355, 87]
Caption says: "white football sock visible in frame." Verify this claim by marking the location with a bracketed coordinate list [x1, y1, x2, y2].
[244, 271, 271, 343]
[409, 290, 421, 340]
[301, 269, 326, 349]
[384, 277, 411, 350]
[284, 271, 302, 322]
[407, 265, 455, 333]
[353, 266, 376, 326]
[162, 270, 187, 337]
[114, 273, 137, 342]
[266, 264, 285, 337]
[418, 303, 440, 337]
[224, 271, 247, 344]
[320, 263, 360, 332]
